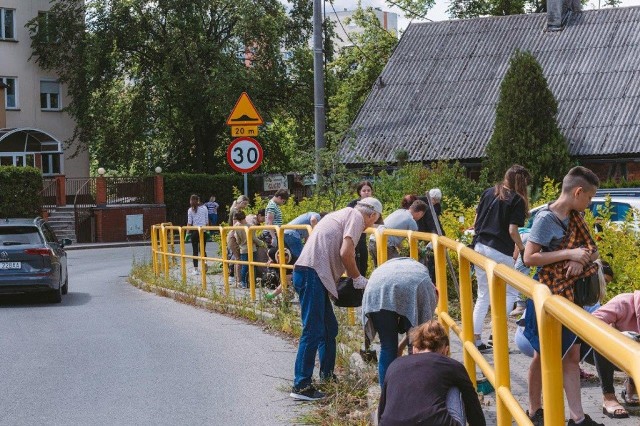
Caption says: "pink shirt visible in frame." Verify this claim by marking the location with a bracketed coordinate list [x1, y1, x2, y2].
[295, 207, 365, 298]
[593, 291, 640, 333]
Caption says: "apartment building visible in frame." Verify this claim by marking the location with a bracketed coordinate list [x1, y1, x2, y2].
[328, 8, 398, 51]
[0, 0, 88, 178]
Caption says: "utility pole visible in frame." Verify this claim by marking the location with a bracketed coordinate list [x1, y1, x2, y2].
[313, 0, 325, 185]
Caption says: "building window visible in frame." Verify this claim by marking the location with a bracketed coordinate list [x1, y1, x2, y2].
[1, 77, 17, 109]
[0, 8, 15, 40]
[40, 80, 61, 110]
[41, 153, 62, 175]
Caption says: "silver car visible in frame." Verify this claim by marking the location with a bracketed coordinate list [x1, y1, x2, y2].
[0, 218, 71, 303]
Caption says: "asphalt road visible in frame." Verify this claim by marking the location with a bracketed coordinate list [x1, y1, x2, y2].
[0, 247, 304, 425]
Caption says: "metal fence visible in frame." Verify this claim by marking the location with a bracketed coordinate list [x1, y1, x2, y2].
[105, 176, 155, 204]
[151, 223, 640, 426]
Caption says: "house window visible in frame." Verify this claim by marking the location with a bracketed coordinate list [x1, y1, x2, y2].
[41, 153, 62, 175]
[1, 77, 17, 109]
[40, 80, 61, 110]
[0, 8, 15, 40]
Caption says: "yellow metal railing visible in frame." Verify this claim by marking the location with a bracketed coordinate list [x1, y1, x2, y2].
[150, 223, 640, 426]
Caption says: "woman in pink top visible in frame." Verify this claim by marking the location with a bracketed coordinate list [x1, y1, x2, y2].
[592, 291, 640, 418]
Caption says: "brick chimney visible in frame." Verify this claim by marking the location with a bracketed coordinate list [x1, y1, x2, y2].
[548, 0, 580, 31]
[0, 81, 7, 129]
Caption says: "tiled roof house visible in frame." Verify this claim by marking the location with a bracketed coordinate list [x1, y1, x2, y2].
[340, 4, 640, 180]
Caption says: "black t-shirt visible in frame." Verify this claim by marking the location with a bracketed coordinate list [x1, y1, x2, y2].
[474, 187, 526, 256]
[378, 352, 486, 426]
[416, 196, 444, 235]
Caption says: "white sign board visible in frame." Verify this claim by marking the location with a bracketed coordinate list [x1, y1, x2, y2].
[263, 174, 288, 191]
[126, 214, 144, 236]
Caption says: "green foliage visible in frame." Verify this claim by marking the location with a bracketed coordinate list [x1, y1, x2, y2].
[582, 198, 640, 299]
[600, 179, 640, 189]
[28, 0, 315, 174]
[448, 0, 621, 19]
[163, 173, 255, 225]
[484, 50, 571, 190]
[0, 167, 43, 218]
[327, 7, 399, 135]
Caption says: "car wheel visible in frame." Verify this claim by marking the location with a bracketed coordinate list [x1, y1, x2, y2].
[61, 277, 69, 295]
[49, 285, 62, 304]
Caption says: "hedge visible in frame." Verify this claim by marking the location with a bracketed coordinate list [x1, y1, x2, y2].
[0, 166, 43, 218]
[163, 173, 256, 225]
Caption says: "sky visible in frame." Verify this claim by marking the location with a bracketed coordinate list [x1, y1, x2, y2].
[291, 0, 640, 32]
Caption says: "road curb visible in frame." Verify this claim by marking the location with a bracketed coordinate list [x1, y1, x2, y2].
[65, 241, 151, 251]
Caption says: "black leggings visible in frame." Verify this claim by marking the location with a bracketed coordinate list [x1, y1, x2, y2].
[593, 350, 633, 394]
[190, 230, 207, 268]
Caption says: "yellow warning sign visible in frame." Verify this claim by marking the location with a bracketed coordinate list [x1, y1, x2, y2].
[226, 92, 264, 126]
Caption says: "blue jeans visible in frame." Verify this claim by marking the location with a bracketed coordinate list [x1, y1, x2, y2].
[240, 253, 254, 287]
[208, 213, 218, 225]
[446, 387, 466, 426]
[292, 267, 339, 390]
[284, 231, 303, 258]
[370, 309, 412, 386]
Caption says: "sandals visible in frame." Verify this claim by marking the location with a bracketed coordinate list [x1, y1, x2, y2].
[602, 402, 629, 419]
[621, 389, 640, 406]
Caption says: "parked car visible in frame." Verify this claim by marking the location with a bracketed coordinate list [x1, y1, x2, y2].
[526, 196, 640, 231]
[0, 218, 72, 303]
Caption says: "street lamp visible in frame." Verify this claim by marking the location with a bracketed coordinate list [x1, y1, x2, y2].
[97, 167, 106, 176]
[155, 166, 162, 174]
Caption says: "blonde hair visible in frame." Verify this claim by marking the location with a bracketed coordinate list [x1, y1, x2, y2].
[410, 320, 449, 352]
[230, 195, 250, 211]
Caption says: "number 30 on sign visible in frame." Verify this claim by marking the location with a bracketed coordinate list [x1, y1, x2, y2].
[226, 137, 263, 173]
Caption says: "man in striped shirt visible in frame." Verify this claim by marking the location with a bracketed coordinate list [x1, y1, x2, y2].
[265, 189, 289, 245]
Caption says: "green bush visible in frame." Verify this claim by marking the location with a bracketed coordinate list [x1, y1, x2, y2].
[0, 166, 43, 218]
[163, 173, 256, 225]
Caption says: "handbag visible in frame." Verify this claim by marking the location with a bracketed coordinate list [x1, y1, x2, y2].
[573, 260, 606, 307]
[333, 277, 364, 308]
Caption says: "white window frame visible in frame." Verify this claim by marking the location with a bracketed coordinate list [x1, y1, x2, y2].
[41, 151, 64, 176]
[0, 8, 15, 40]
[1, 76, 18, 109]
[40, 79, 62, 111]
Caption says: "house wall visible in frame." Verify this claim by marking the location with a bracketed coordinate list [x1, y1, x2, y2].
[0, 0, 88, 178]
[94, 205, 166, 243]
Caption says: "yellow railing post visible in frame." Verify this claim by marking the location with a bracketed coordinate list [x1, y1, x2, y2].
[198, 227, 206, 290]
[534, 287, 565, 426]
[246, 225, 256, 301]
[433, 238, 449, 335]
[220, 227, 230, 296]
[456, 247, 476, 388]
[151, 225, 159, 276]
[160, 225, 169, 278]
[408, 231, 419, 260]
[488, 269, 511, 426]
[179, 227, 186, 284]
[276, 226, 287, 292]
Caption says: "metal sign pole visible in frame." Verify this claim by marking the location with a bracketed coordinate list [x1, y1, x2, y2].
[243, 173, 248, 198]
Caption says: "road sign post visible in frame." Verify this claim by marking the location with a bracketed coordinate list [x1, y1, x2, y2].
[226, 93, 264, 196]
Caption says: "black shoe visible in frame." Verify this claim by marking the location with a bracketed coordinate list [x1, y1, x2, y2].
[488, 334, 493, 346]
[476, 343, 493, 354]
[567, 414, 604, 426]
[290, 385, 326, 401]
[527, 408, 544, 426]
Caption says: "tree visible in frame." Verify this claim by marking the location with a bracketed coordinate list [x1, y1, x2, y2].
[327, 7, 399, 135]
[28, 0, 314, 174]
[448, 0, 621, 19]
[483, 50, 571, 188]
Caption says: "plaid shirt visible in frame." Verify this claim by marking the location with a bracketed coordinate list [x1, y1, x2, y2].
[537, 210, 599, 302]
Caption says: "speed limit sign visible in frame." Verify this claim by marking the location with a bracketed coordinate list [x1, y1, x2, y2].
[226, 137, 263, 173]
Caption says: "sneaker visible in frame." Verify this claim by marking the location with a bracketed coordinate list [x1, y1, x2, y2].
[476, 343, 493, 354]
[527, 408, 544, 426]
[191, 269, 199, 276]
[290, 385, 326, 401]
[487, 335, 493, 346]
[567, 414, 604, 426]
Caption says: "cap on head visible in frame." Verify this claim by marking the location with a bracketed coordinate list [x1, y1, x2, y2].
[357, 197, 384, 224]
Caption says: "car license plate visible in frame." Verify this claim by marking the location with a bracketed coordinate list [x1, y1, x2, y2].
[0, 262, 21, 270]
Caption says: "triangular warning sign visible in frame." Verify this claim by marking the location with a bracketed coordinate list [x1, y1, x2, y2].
[226, 92, 264, 126]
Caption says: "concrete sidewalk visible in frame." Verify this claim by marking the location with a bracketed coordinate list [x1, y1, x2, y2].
[64, 240, 151, 251]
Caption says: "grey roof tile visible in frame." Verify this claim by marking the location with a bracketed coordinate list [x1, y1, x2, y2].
[342, 7, 640, 164]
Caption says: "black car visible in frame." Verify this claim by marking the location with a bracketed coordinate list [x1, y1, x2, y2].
[0, 218, 71, 303]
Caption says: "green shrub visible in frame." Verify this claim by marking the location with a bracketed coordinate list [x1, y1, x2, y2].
[163, 173, 256, 225]
[0, 166, 43, 218]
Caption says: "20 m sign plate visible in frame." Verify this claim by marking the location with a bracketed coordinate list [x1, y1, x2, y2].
[226, 137, 263, 173]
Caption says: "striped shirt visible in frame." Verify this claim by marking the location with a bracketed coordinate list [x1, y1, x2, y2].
[187, 205, 209, 226]
[265, 199, 283, 225]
